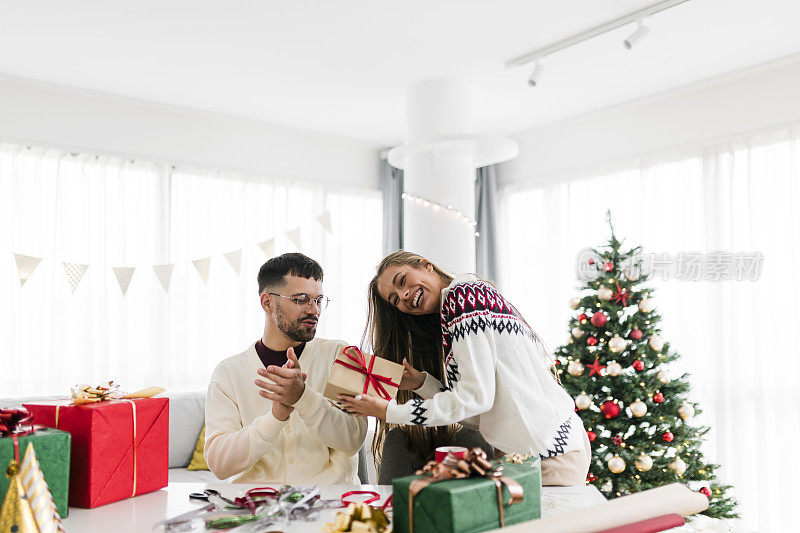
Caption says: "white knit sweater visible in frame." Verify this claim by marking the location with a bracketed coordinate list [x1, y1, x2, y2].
[204, 338, 367, 484]
[386, 274, 585, 457]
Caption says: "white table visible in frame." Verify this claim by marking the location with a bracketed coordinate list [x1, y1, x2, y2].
[62, 482, 606, 532]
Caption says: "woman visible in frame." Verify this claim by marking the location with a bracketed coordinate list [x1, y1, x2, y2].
[339, 251, 591, 486]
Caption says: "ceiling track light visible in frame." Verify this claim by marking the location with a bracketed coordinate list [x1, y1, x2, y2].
[505, 0, 691, 85]
[527, 58, 546, 87]
[624, 18, 651, 49]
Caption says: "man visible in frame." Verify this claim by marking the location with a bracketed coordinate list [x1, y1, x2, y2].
[204, 253, 367, 484]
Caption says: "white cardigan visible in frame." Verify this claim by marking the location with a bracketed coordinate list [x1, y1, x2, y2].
[386, 274, 584, 457]
[204, 338, 367, 484]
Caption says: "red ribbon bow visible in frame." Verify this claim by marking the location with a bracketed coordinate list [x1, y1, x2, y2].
[0, 407, 33, 437]
[334, 346, 399, 401]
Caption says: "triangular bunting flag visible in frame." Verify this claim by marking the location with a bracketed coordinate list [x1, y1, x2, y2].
[315, 211, 332, 233]
[152, 264, 174, 293]
[224, 250, 242, 275]
[193, 257, 211, 285]
[286, 227, 302, 249]
[19, 443, 65, 533]
[112, 267, 135, 296]
[62, 262, 88, 293]
[258, 239, 275, 258]
[14, 253, 42, 287]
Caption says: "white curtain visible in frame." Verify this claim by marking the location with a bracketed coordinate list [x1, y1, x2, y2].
[0, 142, 383, 398]
[498, 126, 800, 533]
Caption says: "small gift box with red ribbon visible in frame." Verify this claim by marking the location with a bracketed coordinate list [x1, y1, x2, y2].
[24, 386, 168, 509]
[323, 346, 404, 408]
[0, 407, 71, 518]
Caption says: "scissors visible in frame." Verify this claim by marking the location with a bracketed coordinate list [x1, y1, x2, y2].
[188, 488, 236, 507]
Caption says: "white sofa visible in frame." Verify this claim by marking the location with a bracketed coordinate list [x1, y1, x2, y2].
[2, 392, 372, 484]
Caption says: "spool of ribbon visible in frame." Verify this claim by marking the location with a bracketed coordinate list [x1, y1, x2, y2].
[334, 347, 399, 401]
[0, 408, 36, 463]
[407, 448, 524, 533]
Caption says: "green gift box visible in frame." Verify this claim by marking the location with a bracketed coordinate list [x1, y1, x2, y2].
[392, 456, 542, 533]
[0, 427, 71, 518]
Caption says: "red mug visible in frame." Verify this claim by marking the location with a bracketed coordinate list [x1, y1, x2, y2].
[435, 446, 468, 463]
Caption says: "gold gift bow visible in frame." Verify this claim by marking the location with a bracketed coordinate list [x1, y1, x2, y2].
[55, 383, 164, 499]
[407, 448, 524, 533]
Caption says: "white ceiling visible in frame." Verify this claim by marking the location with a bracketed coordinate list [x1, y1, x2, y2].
[2, 0, 800, 146]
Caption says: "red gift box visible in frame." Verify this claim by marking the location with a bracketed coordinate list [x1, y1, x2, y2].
[24, 397, 169, 508]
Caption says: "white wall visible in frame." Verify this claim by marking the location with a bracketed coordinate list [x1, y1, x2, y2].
[500, 54, 800, 187]
[0, 75, 382, 189]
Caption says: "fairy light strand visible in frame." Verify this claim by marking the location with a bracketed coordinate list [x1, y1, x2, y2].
[401, 192, 479, 236]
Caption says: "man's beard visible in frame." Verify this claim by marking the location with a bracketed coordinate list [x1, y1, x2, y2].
[275, 303, 317, 343]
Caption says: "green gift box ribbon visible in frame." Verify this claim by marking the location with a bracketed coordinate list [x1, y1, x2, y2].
[0, 427, 72, 518]
[392, 449, 542, 533]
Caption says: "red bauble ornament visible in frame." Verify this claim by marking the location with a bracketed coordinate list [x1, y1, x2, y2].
[611, 434, 623, 446]
[587, 336, 598, 346]
[588, 258, 595, 266]
[629, 328, 643, 340]
[601, 401, 621, 419]
[662, 431, 674, 442]
[587, 430, 597, 442]
[700, 487, 711, 498]
[587, 473, 598, 483]
[578, 313, 588, 323]
[604, 262, 614, 272]
[632, 360, 644, 371]
[653, 392, 665, 404]
[591, 312, 608, 328]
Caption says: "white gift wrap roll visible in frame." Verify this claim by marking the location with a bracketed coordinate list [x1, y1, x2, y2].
[498, 483, 709, 533]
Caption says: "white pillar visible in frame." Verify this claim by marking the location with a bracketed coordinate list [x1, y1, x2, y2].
[388, 79, 518, 274]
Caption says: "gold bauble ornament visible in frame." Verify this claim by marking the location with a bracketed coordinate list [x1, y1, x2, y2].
[597, 286, 614, 301]
[608, 336, 627, 353]
[638, 298, 655, 313]
[634, 453, 653, 472]
[601, 479, 613, 492]
[569, 297, 581, 310]
[624, 268, 640, 282]
[571, 327, 585, 339]
[669, 457, 687, 476]
[607, 455, 626, 474]
[567, 361, 585, 377]
[678, 403, 695, 421]
[657, 369, 671, 384]
[575, 392, 592, 410]
[648, 334, 664, 351]
[629, 399, 647, 417]
[606, 362, 623, 377]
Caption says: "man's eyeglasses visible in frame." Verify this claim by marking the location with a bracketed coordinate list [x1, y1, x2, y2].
[269, 293, 330, 311]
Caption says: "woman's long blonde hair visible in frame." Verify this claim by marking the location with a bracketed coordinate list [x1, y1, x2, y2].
[362, 251, 460, 467]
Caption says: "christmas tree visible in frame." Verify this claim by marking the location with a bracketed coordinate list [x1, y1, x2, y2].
[554, 214, 737, 519]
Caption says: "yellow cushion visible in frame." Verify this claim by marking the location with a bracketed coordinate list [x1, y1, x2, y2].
[187, 425, 209, 471]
